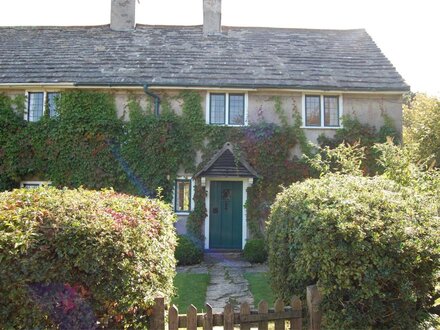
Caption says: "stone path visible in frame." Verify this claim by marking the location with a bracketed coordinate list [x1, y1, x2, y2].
[177, 252, 268, 313]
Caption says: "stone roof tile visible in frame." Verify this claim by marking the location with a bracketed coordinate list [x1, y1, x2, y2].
[0, 25, 409, 91]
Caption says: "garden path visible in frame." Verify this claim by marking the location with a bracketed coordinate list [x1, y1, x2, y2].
[177, 252, 267, 313]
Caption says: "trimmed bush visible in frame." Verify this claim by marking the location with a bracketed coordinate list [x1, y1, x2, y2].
[268, 174, 440, 329]
[0, 187, 177, 329]
[175, 235, 204, 266]
[243, 239, 268, 263]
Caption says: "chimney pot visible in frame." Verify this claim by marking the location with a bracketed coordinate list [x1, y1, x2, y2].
[111, 0, 136, 31]
[203, 0, 222, 36]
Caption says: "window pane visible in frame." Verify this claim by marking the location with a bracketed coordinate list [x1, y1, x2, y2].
[324, 96, 339, 127]
[305, 95, 321, 126]
[28, 92, 44, 122]
[229, 94, 245, 125]
[175, 180, 191, 212]
[47, 92, 60, 117]
[210, 94, 225, 124]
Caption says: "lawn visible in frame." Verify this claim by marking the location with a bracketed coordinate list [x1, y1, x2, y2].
[172, 273, 210, 312]
[244, 272, 275, 308]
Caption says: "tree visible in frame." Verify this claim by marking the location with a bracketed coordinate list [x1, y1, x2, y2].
[403, 93, 440, 165]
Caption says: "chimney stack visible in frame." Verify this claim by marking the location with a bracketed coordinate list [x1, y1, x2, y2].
[203, 0, 222, 36]
[111, 0, 136, 31]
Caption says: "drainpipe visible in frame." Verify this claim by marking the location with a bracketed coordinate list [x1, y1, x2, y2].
[143, 84, 160, 117]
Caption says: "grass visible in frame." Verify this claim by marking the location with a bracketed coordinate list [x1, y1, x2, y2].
[244, 272, 276, 308]
[172, 273, 210, 312]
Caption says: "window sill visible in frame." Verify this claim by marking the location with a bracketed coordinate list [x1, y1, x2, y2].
[300, 126, 342, 130]
[175, 211, 191, 216]
[208, 123, 248, 127]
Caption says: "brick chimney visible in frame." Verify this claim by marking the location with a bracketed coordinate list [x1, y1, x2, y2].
[203, 0, 222, 36]
[111, 0, 136, 31]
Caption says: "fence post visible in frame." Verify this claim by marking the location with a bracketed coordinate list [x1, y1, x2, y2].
[152, 296, 165, 330]
[307, 285, 322, 330]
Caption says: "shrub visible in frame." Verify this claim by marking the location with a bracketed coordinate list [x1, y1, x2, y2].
[175, 235, 203, 266]
[0, 187, 177, 329]
[267, 174, 440, 329]
[243, 239, 268, 263]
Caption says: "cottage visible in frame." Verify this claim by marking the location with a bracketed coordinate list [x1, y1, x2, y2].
[0, 0, 409, 250]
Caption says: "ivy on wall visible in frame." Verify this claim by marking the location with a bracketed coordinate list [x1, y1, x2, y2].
[0, 91, 397, 239]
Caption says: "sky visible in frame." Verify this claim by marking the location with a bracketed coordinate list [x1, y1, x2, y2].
[0, 0, 438, 96]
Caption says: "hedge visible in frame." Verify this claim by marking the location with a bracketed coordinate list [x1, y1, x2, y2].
[267, 174, 440, 329]
[0, 187, 176, 329]
[174, 235, 204, 266]
[243, 239, 268, 264]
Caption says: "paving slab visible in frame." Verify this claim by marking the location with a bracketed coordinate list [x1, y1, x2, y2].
[176, 252, 269, 314]
[204, 252, 254, 313]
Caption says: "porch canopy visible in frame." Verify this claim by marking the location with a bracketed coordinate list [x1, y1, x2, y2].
[194, 142, 259, 180]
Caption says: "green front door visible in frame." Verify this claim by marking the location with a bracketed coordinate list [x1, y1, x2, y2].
[209, 181, 243, 249]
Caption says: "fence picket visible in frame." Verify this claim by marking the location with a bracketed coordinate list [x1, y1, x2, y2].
[150, 293, 317, 330]
[258, 300, 269, 330]
[187, 305, 197, 330]
[168, 305, 179, 330]
[239, 301, 251, 330]
[291, 296, 302, 330]
[223, 303, 234, 330]
[274, 298, 285, 330]
[203, 303, 213, 330]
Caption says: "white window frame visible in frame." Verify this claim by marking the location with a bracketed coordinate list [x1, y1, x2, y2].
[24, 90, 60, 121]
[205, 92, 248, 126]
[173, 176, 195, 215]
[20, 181, 52, 188]
[301, 93, 343, 129]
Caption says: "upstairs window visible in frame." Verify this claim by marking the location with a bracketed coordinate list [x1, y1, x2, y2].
[47, 92, 60, 117]
[175, 179, 191, 213]
[208, 92, 246, 126]
[304, 95, 341, 128]
[27, 92, 44, 122]
[26, 91, 60, 121]
[305, 95, 321, 126]
[210, 94, 226, 124]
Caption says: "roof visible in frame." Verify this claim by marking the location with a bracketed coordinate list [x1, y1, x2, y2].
[195, 142, 259, 178]
[0, 24, 409, 92]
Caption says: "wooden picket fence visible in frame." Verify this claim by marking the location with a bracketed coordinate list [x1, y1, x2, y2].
[151, 285, 323, 330]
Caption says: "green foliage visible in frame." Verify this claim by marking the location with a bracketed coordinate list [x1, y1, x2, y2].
[0, 91, 399, 242]
[305, 142, 366, 176]
[375, 140, 440, 206]
[318, 115, 399, 175]
[180, 91, 206, 151]
[243, 239, 268, 264]
[267, 174, 440, 329]
[0, 93, 27, 190]
[186, 180, 207, 241]
[0, 187, 176, 329]
[0, 91, 131, 192]
[48, 91, 127, 190]
[175, 235, 204, 266]
[403, 93, 440, 165]
[122, 101, 191, 200]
